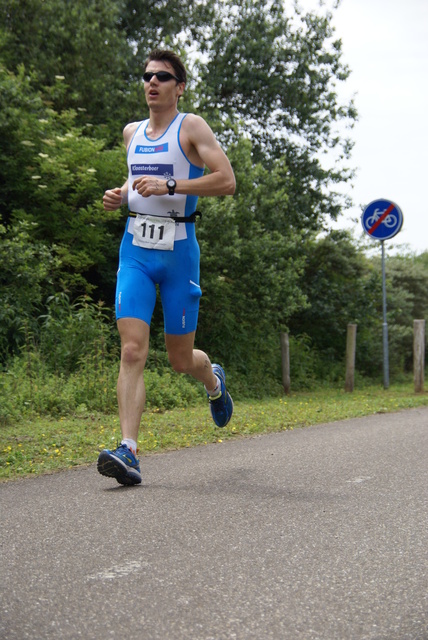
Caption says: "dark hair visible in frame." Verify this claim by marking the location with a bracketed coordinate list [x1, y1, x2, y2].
[145, 49, 187, 84]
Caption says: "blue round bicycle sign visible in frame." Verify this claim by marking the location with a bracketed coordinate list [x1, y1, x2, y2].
[361, 198, 403, 241]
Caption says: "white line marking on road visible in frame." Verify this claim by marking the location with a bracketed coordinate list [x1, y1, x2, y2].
[346, 477, 372, 484]
[86, 560, 147, 581]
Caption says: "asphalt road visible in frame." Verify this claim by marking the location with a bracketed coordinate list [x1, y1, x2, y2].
[1, 407, 427, 640]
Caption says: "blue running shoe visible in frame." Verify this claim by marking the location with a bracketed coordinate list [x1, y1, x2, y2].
[208, 364, 234, 428]
[97, 443, 142, 485]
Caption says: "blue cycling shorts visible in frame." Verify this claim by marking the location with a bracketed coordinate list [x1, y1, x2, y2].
[115, 220, 202, 335]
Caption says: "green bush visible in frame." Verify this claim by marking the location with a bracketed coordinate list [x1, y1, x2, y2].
[0, 219, 61, 362]
[0, 350, 206, 424]
[38, 292, 117, 374]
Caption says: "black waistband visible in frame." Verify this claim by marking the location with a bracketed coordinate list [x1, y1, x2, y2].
[128, 211, 201, 223]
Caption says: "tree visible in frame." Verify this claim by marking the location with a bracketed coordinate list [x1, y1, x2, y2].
[0, 219, 60, 360]
[0, 65, 126, 299]
[288, 230, 382, 378]
[0, 0, 211, 136]
[0, 0, 133, 131]
[195, 139, 307, 384]
[379, 251, 428, 373]
[0, 0, 361, 385]
[192, 0, 357, 233]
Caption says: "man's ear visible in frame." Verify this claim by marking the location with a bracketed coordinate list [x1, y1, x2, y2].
[176, 82, 185, 101]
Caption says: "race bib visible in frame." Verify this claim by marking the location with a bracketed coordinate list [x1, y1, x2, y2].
[132, 214, 176, 251]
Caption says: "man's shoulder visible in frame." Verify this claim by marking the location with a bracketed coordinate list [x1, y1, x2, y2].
[181, 113, 212, 139]
[124, 120, 144, 131]
[123, 121, 145, 146]
[182, 113, 206, 126]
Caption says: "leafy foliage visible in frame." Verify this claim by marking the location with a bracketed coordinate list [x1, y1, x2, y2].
[196, 139, 307, 376]
[0, 0, 135, 130]
[0, 65, 127, 299]
[0, 0, 425, 405]
[0, 219, 60, 360]
[288, 233, 428, 379]
[380, 252, 428, 374]
[289, 230, 380, 359]
[193, 0, 357, 231]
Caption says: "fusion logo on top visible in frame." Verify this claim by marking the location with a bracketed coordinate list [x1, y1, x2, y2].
[135, 143, 169, 154]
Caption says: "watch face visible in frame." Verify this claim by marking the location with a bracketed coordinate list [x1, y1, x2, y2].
[167, 178, 176, 195]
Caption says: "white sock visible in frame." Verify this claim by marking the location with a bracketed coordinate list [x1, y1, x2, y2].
[121, 438, 137, 455]
[205, 377, 221, 398]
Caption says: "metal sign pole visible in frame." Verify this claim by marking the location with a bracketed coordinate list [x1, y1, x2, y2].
[361, 199, 402, 389]
[381, 240, 389, 389]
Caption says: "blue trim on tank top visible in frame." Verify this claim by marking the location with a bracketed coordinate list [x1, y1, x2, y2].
[143, 112, 181, 142]
[177, 114, 205, 174]
[126, 121, 145, 162]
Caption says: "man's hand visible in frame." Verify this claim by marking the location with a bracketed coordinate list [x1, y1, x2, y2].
[132, 176, 168, 197]
[103, 187, 123, 211]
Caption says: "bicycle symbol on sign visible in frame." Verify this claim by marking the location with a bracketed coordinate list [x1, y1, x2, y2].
[365, 207, 398, 229]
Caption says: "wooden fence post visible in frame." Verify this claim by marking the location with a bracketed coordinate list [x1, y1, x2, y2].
[280, 332, 290, 394]
[345, 323, 357, 392]
[414, 319, 425, 393]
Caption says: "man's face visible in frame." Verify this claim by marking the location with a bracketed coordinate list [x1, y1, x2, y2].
[144, 60, 184, 111]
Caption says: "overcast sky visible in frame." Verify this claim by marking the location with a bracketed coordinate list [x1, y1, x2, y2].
[298, 0, 428, 254]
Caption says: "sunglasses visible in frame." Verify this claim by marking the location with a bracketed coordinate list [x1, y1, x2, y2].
[143, 71, 181, 83]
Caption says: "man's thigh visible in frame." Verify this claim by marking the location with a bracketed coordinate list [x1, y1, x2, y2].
[115, 262, 157, 326]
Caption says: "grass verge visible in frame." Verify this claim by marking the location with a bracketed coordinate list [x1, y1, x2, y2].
[1, 382, 427, 481]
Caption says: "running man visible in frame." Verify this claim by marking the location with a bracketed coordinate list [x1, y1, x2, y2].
[97, 49, 235, 485]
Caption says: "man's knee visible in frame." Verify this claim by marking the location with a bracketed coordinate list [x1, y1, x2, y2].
[118, 319, 150, 366]
[164, 332, 196, 375]
[121, 339, 148, 366]
[168, 351, 192, 375]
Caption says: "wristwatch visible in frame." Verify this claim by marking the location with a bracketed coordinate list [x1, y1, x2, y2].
[166, 178, 177, 196]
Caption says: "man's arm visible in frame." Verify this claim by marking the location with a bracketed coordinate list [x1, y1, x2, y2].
[102, 122, 139, 210]
[103, 181, 128, 210]
[178, 114, 236, 196]
[132, 115, 235, 198]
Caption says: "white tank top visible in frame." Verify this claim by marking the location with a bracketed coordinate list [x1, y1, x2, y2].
[127, 112, 204, 241]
